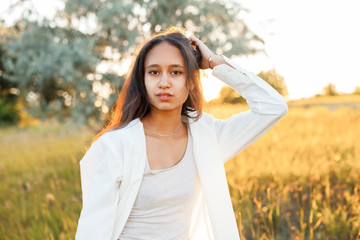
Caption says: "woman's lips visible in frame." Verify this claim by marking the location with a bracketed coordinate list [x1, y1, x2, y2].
[157, 93, 172, 101]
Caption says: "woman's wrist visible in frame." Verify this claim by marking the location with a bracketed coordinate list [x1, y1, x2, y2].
[209, 54, 226, 69]
[208, 53, 216, 69]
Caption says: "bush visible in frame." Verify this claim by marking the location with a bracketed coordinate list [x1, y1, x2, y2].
[0, 97, 19, 126]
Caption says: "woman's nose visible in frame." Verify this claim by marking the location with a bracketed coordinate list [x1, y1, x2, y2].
[159, 73, 171, 88]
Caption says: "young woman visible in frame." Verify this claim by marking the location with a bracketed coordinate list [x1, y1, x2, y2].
[75, 27, 288, 240]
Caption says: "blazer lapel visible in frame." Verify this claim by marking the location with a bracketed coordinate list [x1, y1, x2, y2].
[189, 118, 240, 240]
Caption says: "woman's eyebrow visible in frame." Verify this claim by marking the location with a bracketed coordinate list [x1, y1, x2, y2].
[170, 64, 185, 68]
[145, 64, 185, 69]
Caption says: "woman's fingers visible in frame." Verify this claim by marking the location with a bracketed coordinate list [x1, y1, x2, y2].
[189, 35, 214, 69]
[189, 35, 201, 47]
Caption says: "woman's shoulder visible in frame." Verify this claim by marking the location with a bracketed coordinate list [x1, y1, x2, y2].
[200, 112, 215, 119]
[92, 118, 143, 148]
[188, 112, 216, 126]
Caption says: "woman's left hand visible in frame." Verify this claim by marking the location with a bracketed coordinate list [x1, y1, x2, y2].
[189, 35, 214, 69]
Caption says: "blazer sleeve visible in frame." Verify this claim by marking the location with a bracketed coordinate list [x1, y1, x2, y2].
[76, 138, 123, 240]
[211, 56, 288, 163]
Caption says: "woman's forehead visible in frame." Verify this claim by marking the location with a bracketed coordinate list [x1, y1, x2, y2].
[145, 42, 185, 67]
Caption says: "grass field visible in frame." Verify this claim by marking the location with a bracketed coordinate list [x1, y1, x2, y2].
[0, 103, 359, 239]
[208, 104, 360, 239]
[287, 94, 360, 105]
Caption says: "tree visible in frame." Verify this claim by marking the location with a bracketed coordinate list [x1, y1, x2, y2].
[352, 86, 360, 95]
[322, 83, 338, 96]
[0, 24, 20, 125]
[257, 69, 288, 97]
[63, 0, 263, 57]
[215, 86, 245, 104]
[3, 22, 107, 125]
[2, 0, 264, 127]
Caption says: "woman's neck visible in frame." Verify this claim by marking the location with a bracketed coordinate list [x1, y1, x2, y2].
[141, 110, 183, 134]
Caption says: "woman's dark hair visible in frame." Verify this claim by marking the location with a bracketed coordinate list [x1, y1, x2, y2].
[92, 27, 204, 143]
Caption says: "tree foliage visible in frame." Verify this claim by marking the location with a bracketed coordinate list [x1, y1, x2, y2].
[0, 24, 20, 125]
[351, 86, 360, 95]
[257, 69, 288, 97]
[322, 83, 338, 96]
[1, 0, 264, 127]
[63, 0, 263, 57]
[0, 43, 19, 125]
[4, 23, 109, 124]
[215, 86, 245, 104]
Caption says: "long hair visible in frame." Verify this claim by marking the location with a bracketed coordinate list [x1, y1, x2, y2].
[92, 27, 204, 143]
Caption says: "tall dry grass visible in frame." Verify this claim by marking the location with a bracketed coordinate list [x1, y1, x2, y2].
[0, 123, 91, 239]
[0, 105, 359, 239]
[207, 104, 360, 239]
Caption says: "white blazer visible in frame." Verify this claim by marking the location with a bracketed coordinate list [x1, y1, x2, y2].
[75, 57, 288, 240]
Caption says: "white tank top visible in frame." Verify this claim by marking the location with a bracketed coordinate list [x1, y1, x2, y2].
[119, 130, 201, 240]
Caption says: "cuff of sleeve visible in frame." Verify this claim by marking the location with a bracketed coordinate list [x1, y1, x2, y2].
[212, 63, 252, 94]
[221, 55, 250, 76]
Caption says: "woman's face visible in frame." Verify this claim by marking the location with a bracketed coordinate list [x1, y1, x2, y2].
[144, 42, 189, 114]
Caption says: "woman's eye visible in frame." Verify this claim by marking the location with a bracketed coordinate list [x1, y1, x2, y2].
[172, 70, 182, 75]
[149, 70, 159, 75]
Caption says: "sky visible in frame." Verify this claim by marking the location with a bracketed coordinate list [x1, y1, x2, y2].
[1, 0, 360, 100]
[203, 0, 360, 100]
[235, 0, 360, 100]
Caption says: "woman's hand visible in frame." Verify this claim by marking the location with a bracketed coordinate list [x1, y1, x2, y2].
[189, 35, 214, 69]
